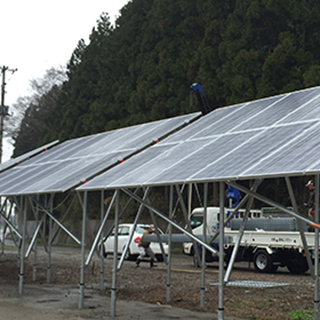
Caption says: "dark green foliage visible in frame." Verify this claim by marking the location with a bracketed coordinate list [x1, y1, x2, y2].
[37, 0, 320, 144]
[12, 0, 320, 212]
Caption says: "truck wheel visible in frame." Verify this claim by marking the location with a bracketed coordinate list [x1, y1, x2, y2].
[253, 250, 276, 273]
[287, 257, 309, 274]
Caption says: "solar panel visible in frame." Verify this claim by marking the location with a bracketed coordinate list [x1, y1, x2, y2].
[0, 140, 59, 173]
[0, 113, 200, 196]
[77, 86, 320, 191]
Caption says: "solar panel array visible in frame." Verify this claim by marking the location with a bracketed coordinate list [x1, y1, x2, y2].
[78, 86, 320, 191]
[0, 113, 200, 196]
[0, 140, 59, 173]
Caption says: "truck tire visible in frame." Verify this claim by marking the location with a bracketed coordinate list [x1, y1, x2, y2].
[253, 250, 277, 273]
[287, 257, 309, 274]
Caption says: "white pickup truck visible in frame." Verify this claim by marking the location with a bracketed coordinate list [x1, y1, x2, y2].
[183, 207, 316, 274]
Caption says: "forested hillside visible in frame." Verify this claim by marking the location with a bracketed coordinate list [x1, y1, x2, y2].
[28, 0, 319, 146]
[10, 0, 320, 219]
[12, 0, 320, 153]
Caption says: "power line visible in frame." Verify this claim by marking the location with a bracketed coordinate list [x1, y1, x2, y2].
[0, 66, 17, 163]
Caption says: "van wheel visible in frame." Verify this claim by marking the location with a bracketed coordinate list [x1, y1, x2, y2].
[253, 250, 277, 273]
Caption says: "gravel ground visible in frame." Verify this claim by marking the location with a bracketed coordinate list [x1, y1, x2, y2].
[0, 244, 317, 319]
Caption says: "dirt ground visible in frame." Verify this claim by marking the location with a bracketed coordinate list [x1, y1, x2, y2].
[0, 244, 316, 320]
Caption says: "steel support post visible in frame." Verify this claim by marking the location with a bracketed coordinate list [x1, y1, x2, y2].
[218, 182, 225, 320]
[47, 195, 54, 283]
[111, 190, 119, 317]
[188, 183, 192, 219]
[17, 196, 23, 268]
[200, 182, 208, 308]
[79, 191, 88, 309]
[100, 190, 105, 291]
[33, 195, 39, 281]
[314, 175, 319, 320]
[166, 185, 173, 303]
[19, 197, 27, 294]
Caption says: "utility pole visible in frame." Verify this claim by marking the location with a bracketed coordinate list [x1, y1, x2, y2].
[0, 66, 17, 164]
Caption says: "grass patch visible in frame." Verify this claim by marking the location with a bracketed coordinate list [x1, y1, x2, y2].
[171, 248, 183, 254]
[288, 309, 313, 320]
[229, 300, 250, 309]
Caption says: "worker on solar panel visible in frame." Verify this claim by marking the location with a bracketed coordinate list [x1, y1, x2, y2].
[305, 180, 316, 229]
[135, 225, 157, 268]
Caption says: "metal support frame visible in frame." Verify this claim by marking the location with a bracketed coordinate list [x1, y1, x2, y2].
[111, 190, 120, 317]
[25, 215, 45, 259]
[100, 190, 105, 291]
[166, 185, 173, 303]
[27, 197, 48, 253]
[146, 194, 167, 263]
[79, 190, 88, 309]
[218, 181, 225, 320]
[315, 175, 319, 320]
[47, 194, 54, 283]
[0, 201, 21, 241]
[86, 188, 141, 268]
[19, 197, 26, 294]
[85, 191, 117, 266]
[16, 196, 23, 267]
[50, 193, 77, 243]
[175, 184, 202, 266]
[32, 198, 81, 245]
[228, 179, 320, 319]
[122, 188, 218, 255]
[227, 181, 320, 229]
[117, 187, 150, 270]
[224, 180, 260, 283]
[200, 182, 208, 308]
[33, 195, 39, 281]
[208, 181, 263, 246]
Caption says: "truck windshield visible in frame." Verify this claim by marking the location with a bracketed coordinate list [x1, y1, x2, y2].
[190, 213, 203, 229]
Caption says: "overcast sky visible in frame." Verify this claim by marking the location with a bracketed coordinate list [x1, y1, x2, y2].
[1, 0, 129, 161]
